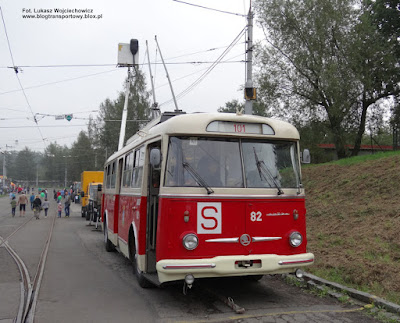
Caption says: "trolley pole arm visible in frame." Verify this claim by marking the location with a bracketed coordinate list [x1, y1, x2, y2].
[155, 35, 179, 112]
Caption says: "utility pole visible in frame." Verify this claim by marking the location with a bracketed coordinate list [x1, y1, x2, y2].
[118, 67, 132, 151]
[65, 165, 67, 188]
[1, 144, 14, 192]
[1, 152, 5, 194]
[244, 7, 255, 115]
[146, 40, 160, 119]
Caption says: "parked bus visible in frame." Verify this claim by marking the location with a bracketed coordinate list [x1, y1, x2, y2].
[102, 112, 314, 288]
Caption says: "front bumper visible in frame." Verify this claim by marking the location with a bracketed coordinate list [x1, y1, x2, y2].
[156, 253, 314, 283]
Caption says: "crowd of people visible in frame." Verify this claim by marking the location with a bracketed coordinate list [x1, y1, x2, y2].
[9, 187, 75, 219]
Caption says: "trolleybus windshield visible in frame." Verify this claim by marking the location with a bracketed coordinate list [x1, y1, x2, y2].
[165, 137, 301, 189]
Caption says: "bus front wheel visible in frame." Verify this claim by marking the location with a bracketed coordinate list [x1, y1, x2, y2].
[129, 230, 152, 288]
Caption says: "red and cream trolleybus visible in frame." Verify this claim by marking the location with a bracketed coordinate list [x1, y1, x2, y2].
[102, 112, 314, 288]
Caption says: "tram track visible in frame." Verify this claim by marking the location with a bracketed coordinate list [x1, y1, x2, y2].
[0, 207, 56, 323]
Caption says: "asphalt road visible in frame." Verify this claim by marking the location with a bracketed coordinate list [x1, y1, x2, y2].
[0, 193, 383, 323]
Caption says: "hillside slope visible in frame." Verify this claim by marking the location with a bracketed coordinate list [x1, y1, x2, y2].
[302, 152, 400, 304]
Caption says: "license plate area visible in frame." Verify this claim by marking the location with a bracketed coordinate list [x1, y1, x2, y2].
[235, 259, 261, 269]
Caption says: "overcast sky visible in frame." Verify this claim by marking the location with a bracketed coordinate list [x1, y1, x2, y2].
[0, 0, 259, 153]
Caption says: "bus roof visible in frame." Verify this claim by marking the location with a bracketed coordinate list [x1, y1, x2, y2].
[106, 112, 299, 163]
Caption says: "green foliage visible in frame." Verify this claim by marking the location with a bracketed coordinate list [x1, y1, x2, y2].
[218, 99, 270, 116]
[93, 70, 151, 160]
[10, 148, 38, 182]
[367, 0, 400, 57]
[326, 150, 400, 166]
[2, 69, 152, 185]
[253, 0, 400, 159]
[42, 143, 70, 184]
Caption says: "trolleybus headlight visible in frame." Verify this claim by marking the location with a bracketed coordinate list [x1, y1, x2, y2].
[183, 233, 199, 250]
[289, 232, 303, 247]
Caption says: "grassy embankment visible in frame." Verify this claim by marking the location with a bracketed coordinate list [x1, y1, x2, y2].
[302, 151, 400, 305]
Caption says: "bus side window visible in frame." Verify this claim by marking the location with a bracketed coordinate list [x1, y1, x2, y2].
[106, 164, 111, 189]
[110, 161, 116, 188]
[132, 146, 144, 188]
[123, 152, 133, 187]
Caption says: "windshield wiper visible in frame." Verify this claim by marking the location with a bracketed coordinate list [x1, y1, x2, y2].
[253, 147, 284, 195]
[182, 162, 214, 195]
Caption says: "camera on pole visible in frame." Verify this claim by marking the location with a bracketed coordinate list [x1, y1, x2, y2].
[244, 87, 256, 100]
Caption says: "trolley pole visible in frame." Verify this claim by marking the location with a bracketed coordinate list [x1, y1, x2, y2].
[155, 35, 180, 112]
[244, 8, 254, 115]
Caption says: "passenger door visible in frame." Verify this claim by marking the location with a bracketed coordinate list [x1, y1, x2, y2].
[146, 142, 161, 273]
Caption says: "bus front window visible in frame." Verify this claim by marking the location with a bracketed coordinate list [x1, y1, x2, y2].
[242, 141, 300, 189]
[165, 137, 300, 189]
[165, 137, 243, 188]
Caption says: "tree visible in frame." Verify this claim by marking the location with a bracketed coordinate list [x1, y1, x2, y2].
[43, 143, 70, 185]
[367, 0, 400, 57]
[94, 69, 151, 160]
[218, 99, 270, 116]
[254, 0, 400, 158]
[13, 147, 38, 183]
[69, 131, 98, 181]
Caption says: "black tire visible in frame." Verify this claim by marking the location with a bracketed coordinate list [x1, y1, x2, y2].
[129, 230, 152, 288]
[104, 220, 115, 252]
[86, 210, 91, 221]
[81, 207, 86, 218]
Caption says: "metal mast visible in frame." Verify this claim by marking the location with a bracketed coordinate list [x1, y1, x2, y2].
[118, 68, 131, 151]
[146, 40, 160, 119]
[117, 39, 138, 151]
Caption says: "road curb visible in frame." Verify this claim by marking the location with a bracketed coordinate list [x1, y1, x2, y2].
[301, 272, 400, 315]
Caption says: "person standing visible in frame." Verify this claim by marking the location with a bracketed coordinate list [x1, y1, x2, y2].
[64, 191, 71, 217]
[29, 192, 35, 210]
[10, 196, 16, 217]
[32, 195, 42, 220]
[57, 201, 62, 218]
[17, 191, 28, 217]
[42, 198, 50, 217]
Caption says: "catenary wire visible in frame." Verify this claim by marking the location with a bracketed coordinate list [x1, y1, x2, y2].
[172, 0, 246, 17]
[159, 26, 246, 107]
[0, 69, 118, 96]
[0, 6, 47, 149]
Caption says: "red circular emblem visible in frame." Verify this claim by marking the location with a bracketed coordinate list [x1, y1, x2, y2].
[240, 234, 251, 246]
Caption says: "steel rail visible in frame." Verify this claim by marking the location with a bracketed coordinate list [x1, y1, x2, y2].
[0, 209, 56, 323]
[25, 211, 57, 323]
[1, 239, 32, 323]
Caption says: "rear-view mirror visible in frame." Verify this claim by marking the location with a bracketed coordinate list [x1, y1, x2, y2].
[302, 149, 311, 164]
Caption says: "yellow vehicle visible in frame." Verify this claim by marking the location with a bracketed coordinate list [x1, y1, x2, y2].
[80, 171, 104, 217]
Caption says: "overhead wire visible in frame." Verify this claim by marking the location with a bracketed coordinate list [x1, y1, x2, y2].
[1, 1, 248, 149]
[153, 52, 246, 92]
[0, 69, 118, 96]
[173, 27, 246, 99]
[0, 124, 89, 128]
[172, 0, 246, 17]
[159, 26, 247, 107]
[0, 6, 47, 149]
